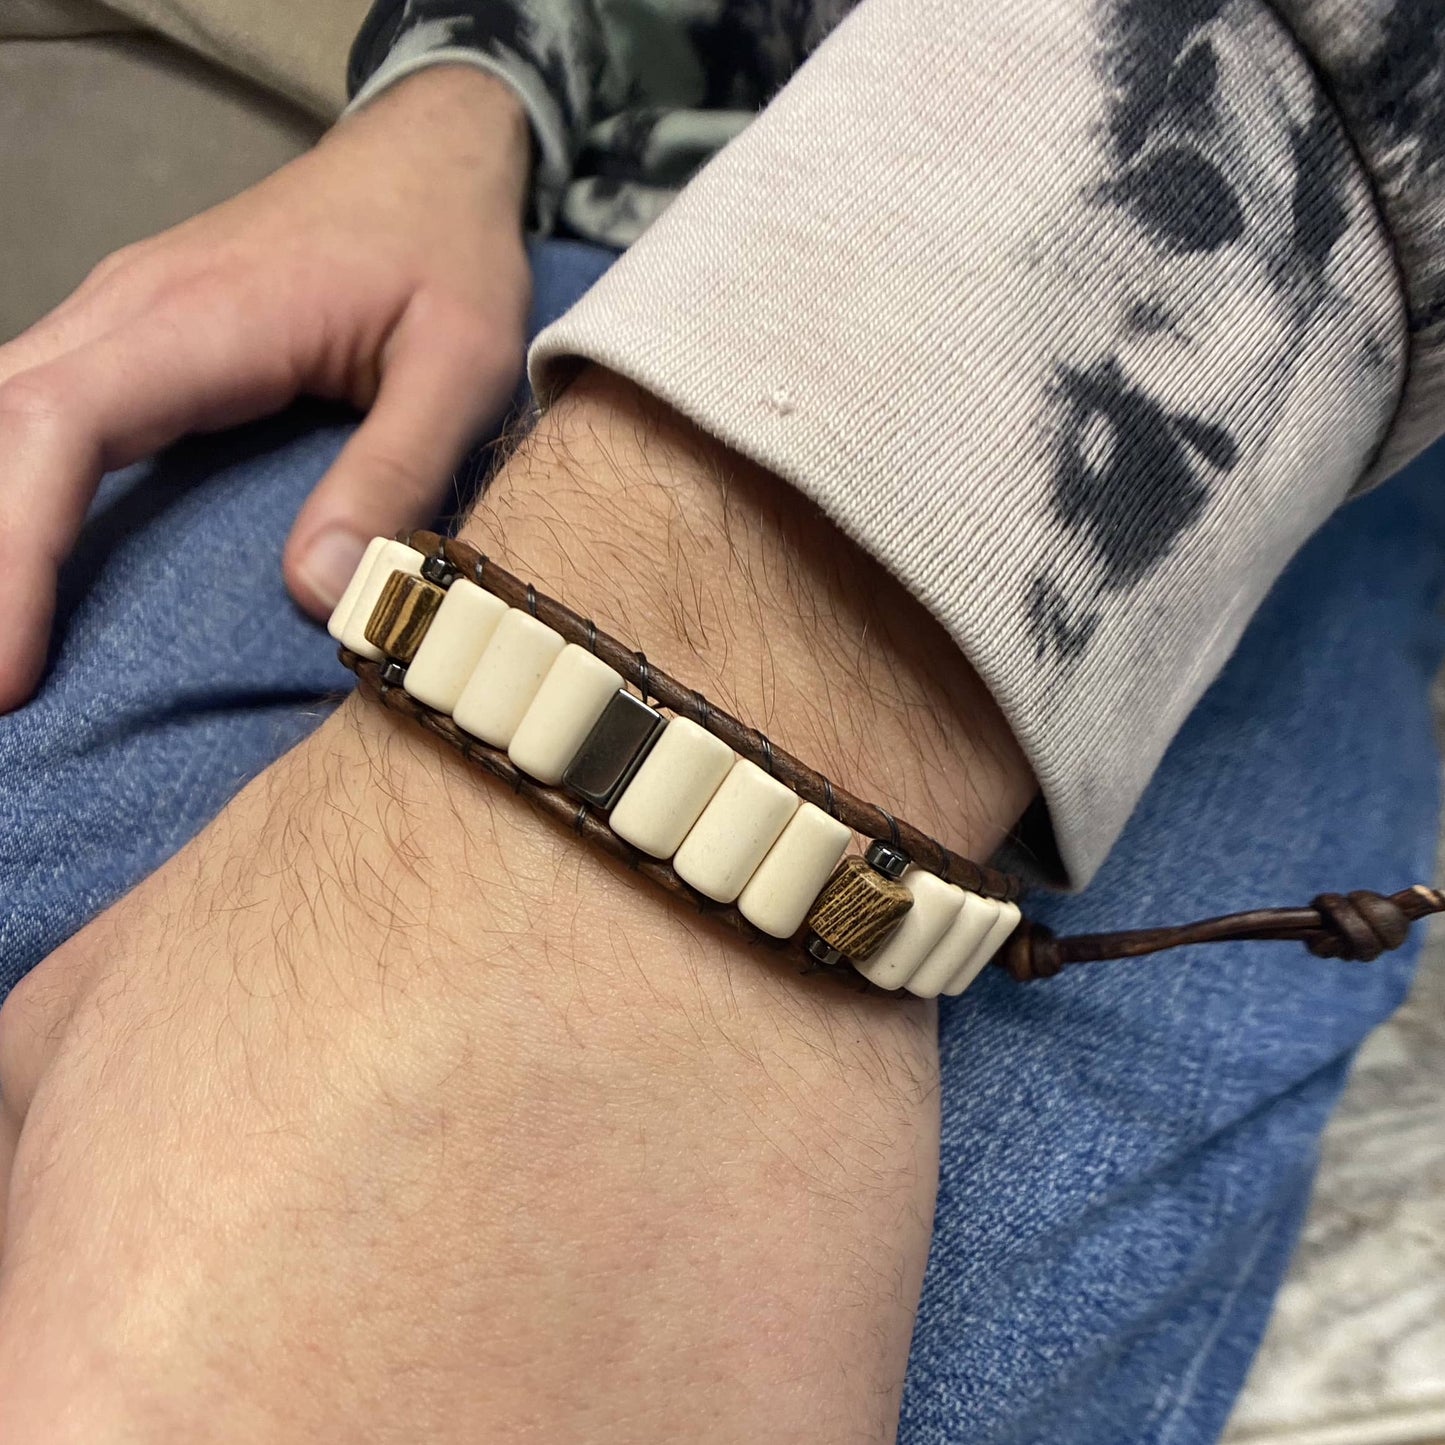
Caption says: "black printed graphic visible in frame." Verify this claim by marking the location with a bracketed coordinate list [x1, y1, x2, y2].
[1027, 0, 1365, 667]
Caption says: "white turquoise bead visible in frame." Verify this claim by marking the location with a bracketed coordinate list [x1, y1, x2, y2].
[673, 759, 799, 904]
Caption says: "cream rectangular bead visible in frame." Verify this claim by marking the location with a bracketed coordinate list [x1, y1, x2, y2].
[403, 579, 508, 715]
[326, 536, 388, 641]
[737, 802, 851, 938]
[941, 901, 1021, 996]
[328, 539, 424, 662]
[508, 645, 625, 785]
[609, 716, 734, 859]
[856, 868, 964, 990]
[451, 609, 566, 748]
[673, 760, 799, 904]
[902, 892, 1001, 999]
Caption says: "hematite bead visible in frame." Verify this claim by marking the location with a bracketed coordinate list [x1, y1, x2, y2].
[380, 661, 407, 687]
[421, 553, 459, 588]
[562, 690, 665, 809]
[805, 856, 913, 963]
[805, 935, 846, 969]
[364, 571, 446, 665]
[865, 839, 910, 879]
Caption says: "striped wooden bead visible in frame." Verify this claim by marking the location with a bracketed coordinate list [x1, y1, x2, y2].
[363, 571, 446, 665]
[328, 539, 424, 662]
[805, 856, 913, 962]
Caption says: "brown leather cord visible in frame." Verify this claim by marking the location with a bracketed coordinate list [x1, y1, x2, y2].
[410, 529, 1022, 902]
[1000, 886, 1445, 981]
[335, 532, 1445, 987]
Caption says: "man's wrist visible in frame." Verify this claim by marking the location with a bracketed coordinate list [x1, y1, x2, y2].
[333, 63, 533, 225]
[460, 366, 1038, 861]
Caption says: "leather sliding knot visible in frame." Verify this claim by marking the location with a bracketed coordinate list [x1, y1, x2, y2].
[1306, 890, 1411, 961]
[999, 919, 1063, 982]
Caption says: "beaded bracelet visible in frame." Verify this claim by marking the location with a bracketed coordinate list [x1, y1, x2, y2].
[330, 531, 1445, 995]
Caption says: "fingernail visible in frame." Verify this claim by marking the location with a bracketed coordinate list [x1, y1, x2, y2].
[301, 527, 368, 610]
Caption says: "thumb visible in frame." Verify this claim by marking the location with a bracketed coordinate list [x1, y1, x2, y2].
[285, 297, 524, 617]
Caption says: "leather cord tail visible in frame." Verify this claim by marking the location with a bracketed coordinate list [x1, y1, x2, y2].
[999, 885, 1445, 981]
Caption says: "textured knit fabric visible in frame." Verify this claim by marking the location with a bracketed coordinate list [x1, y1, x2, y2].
[3, 237, 1444, 1445]
[348, 0, 1445, 886]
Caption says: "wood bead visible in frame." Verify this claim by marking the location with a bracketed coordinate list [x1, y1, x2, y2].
[673, 759, 799, 904]
[941, 900, 1021, 996]
[903, 891, 1001, 999]
[363, 571, 445, 664]
[329, 539, 424, 662]
[737, 803, 852, 939]
[508, 645, 625, 786]
[805, 856, 913, 962]
[609, 716, 734, 859]
[404, 578, 509, 715]
[452, 609, 566, 748]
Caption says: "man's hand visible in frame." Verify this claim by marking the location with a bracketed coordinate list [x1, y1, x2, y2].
[0, 371, 1034, 1441]
[0, 65, 532, 713]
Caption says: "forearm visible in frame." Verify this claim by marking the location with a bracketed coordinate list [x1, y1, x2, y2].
[323, 366, 1035, 1438]
[0, 364, 1034, 1440]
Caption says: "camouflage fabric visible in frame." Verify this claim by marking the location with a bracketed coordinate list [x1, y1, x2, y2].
[348, 0, 859, 243]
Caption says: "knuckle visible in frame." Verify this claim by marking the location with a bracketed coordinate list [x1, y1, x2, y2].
[0, 372, 66, 432]
[83, 240, 147, 291]
[361, 445, 428, 498]
[422, 290, 521, 358]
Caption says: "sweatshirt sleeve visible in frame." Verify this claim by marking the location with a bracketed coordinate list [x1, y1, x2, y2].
[527, 0, 1420, 888]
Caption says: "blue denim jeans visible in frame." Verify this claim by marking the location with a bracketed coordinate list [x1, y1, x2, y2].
[2, 237, 1442, 1443]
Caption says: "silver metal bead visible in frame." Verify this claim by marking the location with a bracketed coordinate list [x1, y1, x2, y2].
[421, 553, 459, 588]
[865, 839, 910, 879]
[805, 934, 846, 969]
[562, 690, 665, 809]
